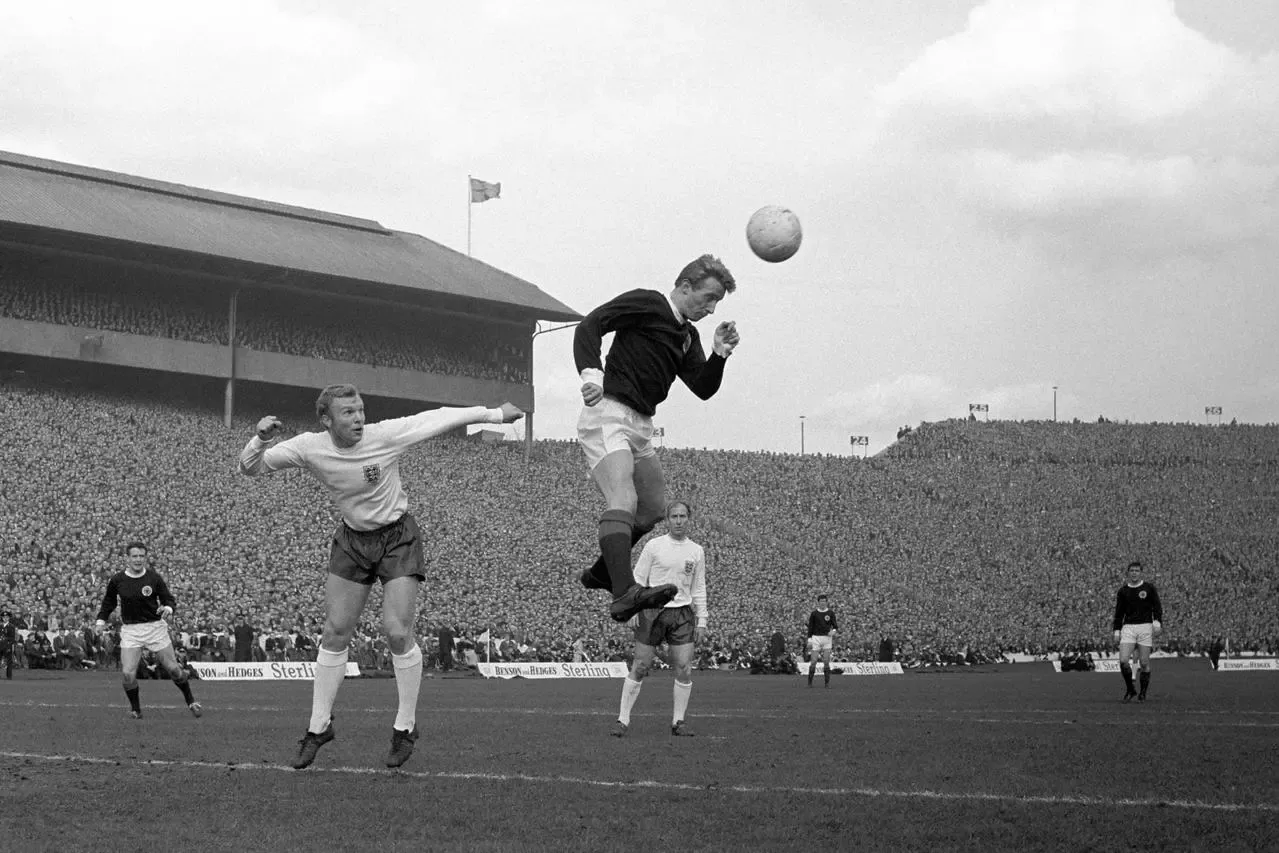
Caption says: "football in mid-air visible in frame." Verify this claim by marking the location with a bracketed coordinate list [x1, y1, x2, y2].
[746, 205, 802, 263]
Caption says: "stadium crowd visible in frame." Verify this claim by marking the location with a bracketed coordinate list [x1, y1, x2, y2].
[2, 366, 1277, 674]
[0, 255, 528, 383]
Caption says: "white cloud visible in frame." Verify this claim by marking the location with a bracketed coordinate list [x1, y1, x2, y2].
[865, 0, 1279, 265]
[879, 0, 1240, 128]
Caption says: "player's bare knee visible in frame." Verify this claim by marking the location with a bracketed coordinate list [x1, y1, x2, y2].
[673, 664, 692, 682]
[319, 630, 353, 653]
[386, 632, 415, 656]
[122, 673, 138, 688]
[632, 661, 651, 681]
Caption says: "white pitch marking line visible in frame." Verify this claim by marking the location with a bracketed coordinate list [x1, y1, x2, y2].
[1, 750, 1275, 815]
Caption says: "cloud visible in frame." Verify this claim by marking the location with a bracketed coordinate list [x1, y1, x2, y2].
[865, 0, 1279, 265]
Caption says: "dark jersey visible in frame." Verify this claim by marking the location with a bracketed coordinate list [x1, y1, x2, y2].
[573, 288, 728, 417]
[807, 608, 838, 638]
[96, 569, 176, 625]
[1112, 582, 1162, 630]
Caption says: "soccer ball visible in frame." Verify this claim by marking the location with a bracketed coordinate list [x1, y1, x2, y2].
[746, 205, 802, 263]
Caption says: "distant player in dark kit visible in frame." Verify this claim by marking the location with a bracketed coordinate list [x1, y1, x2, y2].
[0, 610, 15, 679]
[240, 383, 523, 769]
[1112, 560, 1163, 702]
[806, 594, 838, 687]
[95, 542, 203, 719]
[574, 254, 740, 624]
[611, 501, 707, 738]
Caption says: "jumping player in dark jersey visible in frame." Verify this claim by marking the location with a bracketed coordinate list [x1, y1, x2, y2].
[574, 254, 741, 623]
[806, 594, 839, 687]
[1112, 560, 1163, 702]
[95, 541, 202, 719]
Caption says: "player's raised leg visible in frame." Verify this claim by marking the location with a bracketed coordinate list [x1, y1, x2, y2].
[382, 574, 422, 768]
[155, 644, 201, 717]
[580, 454, 666, 591]
[119, 646, 144, 718]
[590, 450, 677, 622]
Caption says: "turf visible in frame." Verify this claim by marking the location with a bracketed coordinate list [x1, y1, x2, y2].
[1, 661, 1275, 852]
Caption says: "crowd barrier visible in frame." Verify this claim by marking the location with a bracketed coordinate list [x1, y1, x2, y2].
[1217, 659, 1279, 672]
[189, 661, 362, 680]
[477, 662, 629, 679]
[796, 662, 903, 676]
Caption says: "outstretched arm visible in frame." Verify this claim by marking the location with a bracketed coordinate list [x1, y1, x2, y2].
[378, 403, 524, 448]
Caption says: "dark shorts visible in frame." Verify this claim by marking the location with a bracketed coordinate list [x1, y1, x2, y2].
[634, 605, 695, 648]
[329, 513, 425, 586]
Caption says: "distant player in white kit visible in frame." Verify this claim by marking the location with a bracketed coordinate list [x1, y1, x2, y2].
[240, 384, 522, 769]
[612, 501, 707, 738]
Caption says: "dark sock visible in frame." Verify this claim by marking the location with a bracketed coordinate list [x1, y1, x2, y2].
[599, 509, 636, 596]
[1120, 663, 1135, 692]
[1139, 670, 1150, 694]
[586, 523, 652, 586]
[174, 675, 195, 705]
[125, 686, 141, 712]
[824, 668, 830, 684]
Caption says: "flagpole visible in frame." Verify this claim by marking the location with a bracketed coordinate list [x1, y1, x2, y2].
[467, 174, 472, 257]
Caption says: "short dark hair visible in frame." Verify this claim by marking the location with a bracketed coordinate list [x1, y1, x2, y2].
[126, 541, 148, 555]
[316, 384, 360, 420]
[1127, 560, 1143, 570]
[817, 593, 828, 600]
[665, 500, 692, 518]
[676, 254, 736, 294]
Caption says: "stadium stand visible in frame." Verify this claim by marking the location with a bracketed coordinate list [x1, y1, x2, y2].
[3, 365, 1276, 670]
[2, 150, 1273, 671]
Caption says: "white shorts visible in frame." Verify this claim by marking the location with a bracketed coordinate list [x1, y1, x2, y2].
[120, 621, 173, 653]
[1119, 623, 1154, 648]
[808, 635, 833, 654]
[577, 397, 655, 470]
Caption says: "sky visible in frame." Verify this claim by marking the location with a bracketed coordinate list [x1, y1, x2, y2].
[1, 0, 1276, 456]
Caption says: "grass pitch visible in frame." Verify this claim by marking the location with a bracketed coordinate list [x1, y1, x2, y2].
[2, 660, 1275, 852]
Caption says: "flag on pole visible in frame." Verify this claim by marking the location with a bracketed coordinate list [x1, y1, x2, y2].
[476, 629, 490, 644]
[470, 177, 501, 203]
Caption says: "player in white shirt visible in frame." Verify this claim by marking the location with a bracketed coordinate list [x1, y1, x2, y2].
[611, 501, 707, 738]
[240, 383, 522, 769]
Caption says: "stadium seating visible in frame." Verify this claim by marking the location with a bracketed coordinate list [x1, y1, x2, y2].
[2, 366, 1276, 668]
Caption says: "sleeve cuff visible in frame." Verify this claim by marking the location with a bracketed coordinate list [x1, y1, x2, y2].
[485, 408, 505, 424]
[580, 368, 604, 386]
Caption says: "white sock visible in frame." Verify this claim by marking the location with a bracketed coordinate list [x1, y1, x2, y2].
[618, 677, 643, 725]
[309, 647, 348, 733]
[673, 679, 692, 724]
[392, 645, 423, 731]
